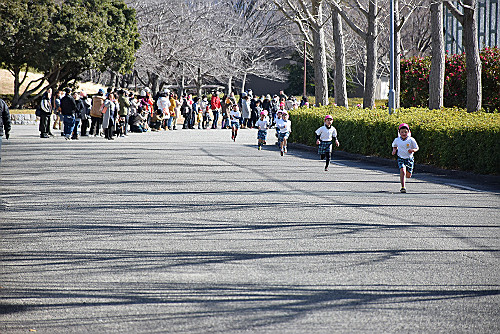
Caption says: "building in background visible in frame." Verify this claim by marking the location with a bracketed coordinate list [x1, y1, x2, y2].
[444, 0, 499, 54]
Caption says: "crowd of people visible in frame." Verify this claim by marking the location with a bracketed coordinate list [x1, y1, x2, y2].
[37, 87, 309, 144]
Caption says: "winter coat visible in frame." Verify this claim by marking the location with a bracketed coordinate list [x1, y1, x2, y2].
[102, 99, 116, 129]
[90, 95, 105, 118]
[241, 98, 251, 119]
[0, 98, 11, 137]
[118, 95, 131, 116]
[60, 95, 77, 116]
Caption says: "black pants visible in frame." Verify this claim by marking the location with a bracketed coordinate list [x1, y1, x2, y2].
[320, 152, 331, 169]
[81, 119, 89, 136]
[39, 113, 51, 135]
[90, 116, 102, 135]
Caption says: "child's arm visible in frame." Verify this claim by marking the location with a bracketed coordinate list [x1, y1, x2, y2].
[408, 139, 419, 153]
[392, 146, 397, 155]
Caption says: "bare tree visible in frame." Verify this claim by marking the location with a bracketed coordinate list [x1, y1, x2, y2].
[444, 0, 481, 112]
[275, 0, 330, 106]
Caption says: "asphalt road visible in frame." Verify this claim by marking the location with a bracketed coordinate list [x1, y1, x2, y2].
[1, 125, 499, 333]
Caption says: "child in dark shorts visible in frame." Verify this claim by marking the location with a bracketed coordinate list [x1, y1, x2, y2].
[392, 123, 419, 193]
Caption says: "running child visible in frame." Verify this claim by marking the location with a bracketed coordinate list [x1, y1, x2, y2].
[276, 111, 291, 156]
[392, 123, 419, 193]
[230, 104, 241, 141]
[315, 115, 340, 171]
[255, 111, 270, 150]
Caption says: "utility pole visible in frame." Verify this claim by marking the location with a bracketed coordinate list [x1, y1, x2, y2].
[389, 0, 396, 114]
[303, 41, 307, 98]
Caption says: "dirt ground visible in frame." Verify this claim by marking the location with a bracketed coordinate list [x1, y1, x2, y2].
[0, 69, 107, 96]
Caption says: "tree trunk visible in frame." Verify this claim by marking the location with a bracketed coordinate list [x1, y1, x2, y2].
[363, 0, 378, 109]
[312, 0, 329, 106]
[108, 71, 117, 88]
[463, 0, 481, 112]
[394, 0, 401, 109]
[11, 66, 21, 108]
[429, 2, 445, 110]
[241, 71, 247, 93]
[227, 76, 233, 95]
[331, 6, 348, 107]
[197, 67, 202, 97]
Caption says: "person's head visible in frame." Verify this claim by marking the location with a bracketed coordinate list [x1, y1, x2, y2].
[324, 115, 333, 125]
[282, 111, 288, 120]
[232, 104, 239, 111]
[277, 110, 283, 118]
[108, 93, 115, 100]
[193, 96, 199, 103]
[72, 91, 80, 100]
[64, 87, 71, 95]
[398, 123, 410, 138]
[260, 111, 267, 119]
[256, 100, 260, 106]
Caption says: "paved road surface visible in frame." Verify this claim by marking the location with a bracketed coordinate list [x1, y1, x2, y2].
[1, 125, 499, 333]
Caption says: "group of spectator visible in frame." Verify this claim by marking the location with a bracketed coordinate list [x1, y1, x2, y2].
[37, 86, 309, 140]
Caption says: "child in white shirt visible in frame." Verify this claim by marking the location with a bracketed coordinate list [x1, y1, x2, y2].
[392, 123, 419, 193]
[229, 104, 241, 141]
[315, 115, 340, 171]
[276, 111, 291, 155]
[255, 111, 270, 150]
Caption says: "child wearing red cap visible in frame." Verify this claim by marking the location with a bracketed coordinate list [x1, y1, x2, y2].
[276, 111, 291, 155]
[315, 115, 339, 171]
[392, 123, 419, 193]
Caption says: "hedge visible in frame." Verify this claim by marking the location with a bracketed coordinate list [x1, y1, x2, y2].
[289, 106, 500, 174]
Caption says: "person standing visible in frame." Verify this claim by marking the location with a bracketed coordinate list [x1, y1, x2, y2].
[71, 91, 84, 140]
[102, 93, 117, 140]
[0, 98, 12, 164]
[80, 91, 91, 136]
[210, 91, 221, 129]
[118, 90, 131, 135]
[90, 89, 106, 137]
[52, 90, 63, 132]
[39, 89, 52, 138]
[60, 88, 77, 140]
[240, 93, 251, 128]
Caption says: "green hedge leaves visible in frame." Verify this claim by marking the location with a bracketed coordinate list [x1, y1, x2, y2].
[289, 106, 500, 174]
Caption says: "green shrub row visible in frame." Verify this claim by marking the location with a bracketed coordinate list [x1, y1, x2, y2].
[289, 106, 500, 174]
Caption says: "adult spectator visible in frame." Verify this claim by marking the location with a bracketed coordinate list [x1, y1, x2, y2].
[118, 90, 131, 135]
[80, 91, 91, 136]
[39, 89, 53, 138]
[156, 91, 170, 130]
[0, 98, 11, 164]
[90, 89, 106, 137]
[52, 89, 63, 132]
[210, 91, 221, 129]
[60, 88, 77, 140]
[102, 93, 117, 140]
[240, 93, 251, 128]
[72, 91, 84, 140]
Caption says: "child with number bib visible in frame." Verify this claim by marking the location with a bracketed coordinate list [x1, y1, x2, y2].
[392, 123, 419, 193]
[315, 115, 340, 171]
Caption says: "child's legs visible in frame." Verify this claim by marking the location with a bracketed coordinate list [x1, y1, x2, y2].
[400, 167, 406, 188]
[325, 152, 331, 168]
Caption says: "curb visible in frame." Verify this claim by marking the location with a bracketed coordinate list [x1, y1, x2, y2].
[289, 142, 500, 187]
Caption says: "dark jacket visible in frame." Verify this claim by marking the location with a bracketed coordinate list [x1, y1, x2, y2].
[0, 98, 12, 137]
[75, 99, 85, 119]
[60, 95, 77, 116]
